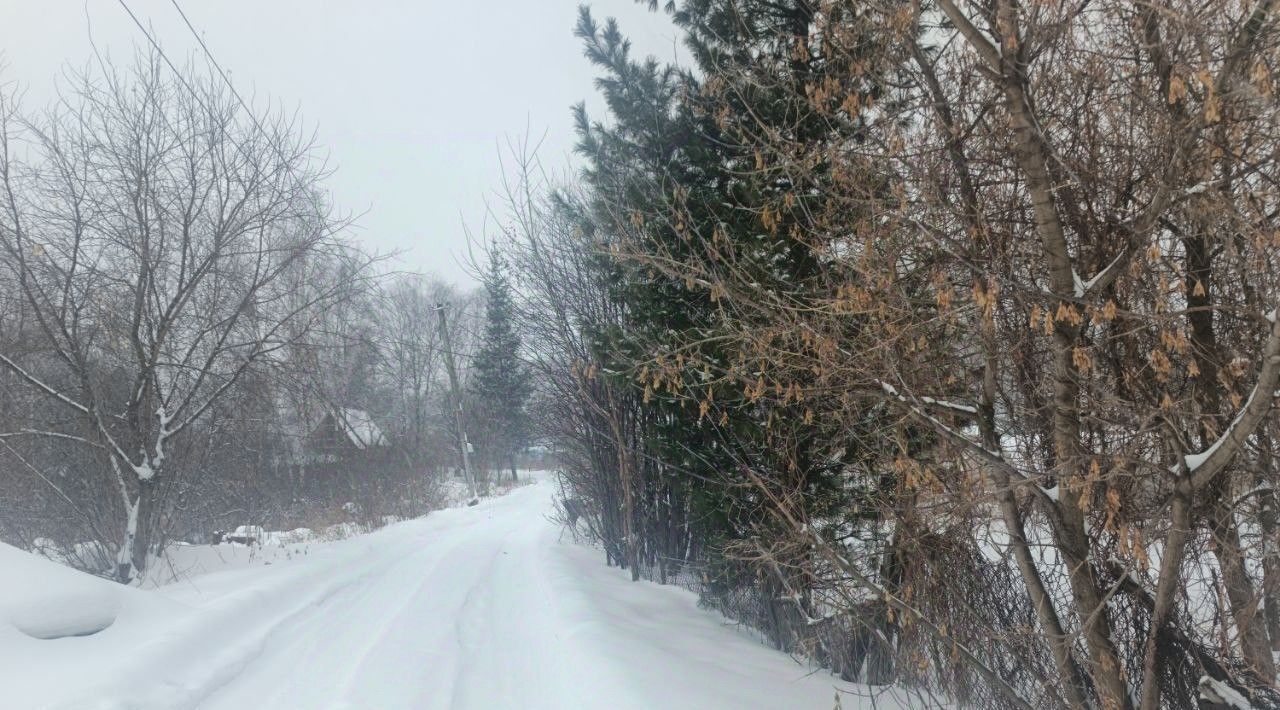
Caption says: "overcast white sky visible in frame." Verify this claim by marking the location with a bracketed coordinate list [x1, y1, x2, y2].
[0, 1, 681, 286]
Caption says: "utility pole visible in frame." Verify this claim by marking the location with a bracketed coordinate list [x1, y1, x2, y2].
[435, 302, 478, 504]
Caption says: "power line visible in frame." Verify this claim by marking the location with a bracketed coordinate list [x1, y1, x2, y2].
[165, 0, 276, 152]
[114, 0, 293, 170]
[112, 0, 216, 120]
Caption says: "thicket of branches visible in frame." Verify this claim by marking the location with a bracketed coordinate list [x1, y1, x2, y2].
[504, 1, 1280, 707]
[0, 50, 496, 583]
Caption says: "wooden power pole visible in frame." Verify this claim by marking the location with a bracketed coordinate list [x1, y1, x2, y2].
[434, 302, 478, 503]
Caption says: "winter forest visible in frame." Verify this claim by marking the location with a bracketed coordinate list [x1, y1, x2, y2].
[4, 1, 1280, 709]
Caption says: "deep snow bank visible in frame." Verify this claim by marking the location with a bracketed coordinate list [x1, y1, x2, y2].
[0, 542, 123, 639]
[0, 542, 190, 706]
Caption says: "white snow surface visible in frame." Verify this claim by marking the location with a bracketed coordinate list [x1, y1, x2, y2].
[0, 543, 181, 642]
[2, 473, 902, 709]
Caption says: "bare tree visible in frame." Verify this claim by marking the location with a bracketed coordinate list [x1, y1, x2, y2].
[378, 274, 455, 470]
[0, 50, 369, 582]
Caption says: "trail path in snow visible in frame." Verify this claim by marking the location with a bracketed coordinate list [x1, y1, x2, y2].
[10, 475, 906, 709]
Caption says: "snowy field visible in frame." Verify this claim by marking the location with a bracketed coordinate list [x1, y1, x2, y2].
[1, 472, 908, 709]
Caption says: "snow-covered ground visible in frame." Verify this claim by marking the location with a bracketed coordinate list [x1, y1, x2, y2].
[2, 472, 907, 709]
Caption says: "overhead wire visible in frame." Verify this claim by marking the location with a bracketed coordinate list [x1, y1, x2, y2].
[115, 0, 302, 175]
[165, 0, 277, 152]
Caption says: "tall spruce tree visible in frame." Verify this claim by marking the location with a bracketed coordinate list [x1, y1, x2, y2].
[470, 250, 532, 481]
[573, 0, 808, 578]
[571, 0, 896, 645]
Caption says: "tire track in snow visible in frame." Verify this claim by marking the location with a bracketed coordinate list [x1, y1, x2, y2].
[195, 526, 485, 709]
[32, 476, 907, 710]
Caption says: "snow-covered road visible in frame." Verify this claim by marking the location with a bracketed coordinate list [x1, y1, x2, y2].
[5, 475, 901, 709]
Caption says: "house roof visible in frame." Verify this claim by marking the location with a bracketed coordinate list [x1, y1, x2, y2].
[334, 408, 387, 449]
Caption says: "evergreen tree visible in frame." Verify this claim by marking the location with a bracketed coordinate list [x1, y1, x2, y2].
[570, 0, 905, 662]
[573, 0, 879, 534]
[470, 250, 532, 481]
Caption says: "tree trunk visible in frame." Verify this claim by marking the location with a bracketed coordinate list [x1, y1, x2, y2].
[114, 479, 158, 584]
[984, 1, 1133, 699]
[1140, 477, 1193, 710]
[1184, 225, 1275, 677]
[114, 495, 140, 583]
[1209, 488, 1276, 679]
[1257, 433, 1280, 652]
[866, 530, 902, 686]
[978, 303, 1092, 708]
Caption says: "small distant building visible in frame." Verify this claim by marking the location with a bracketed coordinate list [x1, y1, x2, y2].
[294, 409, 389, 475]
[291, 407, 396, 503]
[304, 408, 388, 463]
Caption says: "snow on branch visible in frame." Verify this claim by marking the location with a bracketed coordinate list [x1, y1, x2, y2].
[920, 395, 980, 416]
[1186, 310, 1280, 489]
[934, 0, 1003, 71]
[1080, 251, 1126, 297]
[0, 429, 102, 448]
[0, 352, 88, 415]
[875, 380, 1053, 504]
[881, 381, 980, 417]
